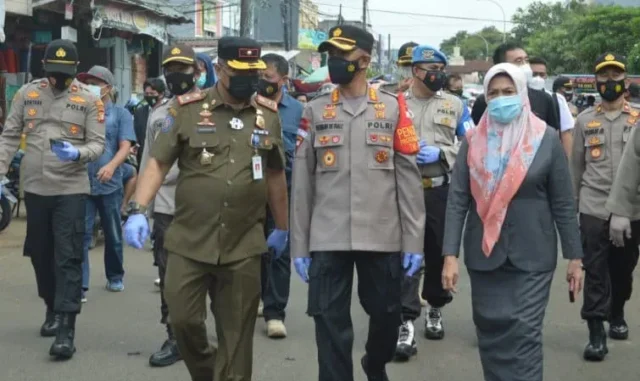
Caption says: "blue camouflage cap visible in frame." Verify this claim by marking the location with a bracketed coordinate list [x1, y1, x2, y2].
[412, 45, 448, 66]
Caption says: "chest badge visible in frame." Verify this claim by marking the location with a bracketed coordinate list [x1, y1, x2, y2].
[69, 125, 80, 135]
[323, 105, 336, 120]
[590, 147, 602, 159]
[319, 135, 330, 145]
[256, 109, 265, 129]
[322, 150, 336, 167]
[27, 108, 37, 117]
[229, 117, 244, 130]
[374, 103, 386, 119]
[200, 148, 214, 165]
[198, 103, 215, 126]
[375, 150, 389, 163]
[587, 120, 601, 129]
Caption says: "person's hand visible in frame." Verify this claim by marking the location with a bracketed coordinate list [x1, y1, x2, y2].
[402, 252, 423, 277]
[416, 140, 441, 165]
[294, 257, 312, 283]
[566, 259, 583, 297]
[441, 256, 459, 293]
[124, 214, 149, 249]
[51, 141, 80, 162]
[267, 229, 289, 258]
[97, 164, 116, 183]
[609, 214, 632, 248]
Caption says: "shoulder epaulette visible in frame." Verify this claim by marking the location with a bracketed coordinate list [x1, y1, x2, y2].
[255, 94, 278, 112]
[177, 91, 206, 106]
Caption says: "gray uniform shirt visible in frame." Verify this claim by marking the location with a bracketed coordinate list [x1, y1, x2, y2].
[405, 89, 464, 178]
[571, 102, 640, 220]
[139, 97, 180, 216]
[0, 79, 105, 195]
[606, 125, 640, 217]
[291, 87, 426, 258]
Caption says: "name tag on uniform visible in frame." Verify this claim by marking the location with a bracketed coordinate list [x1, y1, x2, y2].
[252, 155, 263, 180]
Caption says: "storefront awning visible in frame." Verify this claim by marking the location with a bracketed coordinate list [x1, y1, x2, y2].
[112, 0, 190, 24]
[92, 3, 183, 44]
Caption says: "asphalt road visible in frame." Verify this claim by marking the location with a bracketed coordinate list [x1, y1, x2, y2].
[1, 217, 639, 381]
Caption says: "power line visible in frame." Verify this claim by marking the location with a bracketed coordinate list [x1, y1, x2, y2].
[313, 2, 516, 24]
[181, 3, 239, 15]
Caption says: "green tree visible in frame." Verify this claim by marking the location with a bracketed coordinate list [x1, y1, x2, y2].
[511, 0, 587, 46]
[439, 26, 504, 61]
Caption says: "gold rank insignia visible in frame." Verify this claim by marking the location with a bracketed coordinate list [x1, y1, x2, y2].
[588, 136, 601, 145]
[380, 135, 392, 143]
[70, 85, 78, 93]
[333, 28, 342, 37]
[442, 101, 452, 109]
[323, 109, 336, 120]
[591, 147, 602, 159]
[69, 125, 80, 135]
[69, 96, 86, 104]
[27, 108, 37, 117]
[198, 103, 215, 126]
[27, 91, 39, 99]
[375, 150, 389, 163]
[200, 148, 214, 165]
[605, 54, 615, 61]
[587, 120, 601, 128]
[255, 113, 265, 129]
[56, 48, 66, 58]
[168, 107, 177, 117]
[632, 110, 639, 117]
[171, 47, 181, 55]
[406, 47, 414, 56]
[368, 87, 378, 102]
[322, 150, 336, 167]
[319, 135, 330, 145]
[375, 110, 385, 119]
[628, 117, 637, 125]
[331, 89, 340, 104]
[374, 103, 385, 111]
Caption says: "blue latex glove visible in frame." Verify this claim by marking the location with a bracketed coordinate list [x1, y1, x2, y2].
[267, 229, 289, 258]
[416, 140, 441, 165]
[124, 214, 149, 249]
[403, 253, 423, 277]
[294, 257, 312, 283]
[51, 141, 80, 162]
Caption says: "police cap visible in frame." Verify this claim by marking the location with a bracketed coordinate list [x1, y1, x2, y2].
[318, 25, 375, 55]
[43, 39, 79, 75]
[217, 37, 266, 70]
[397, 42, 418, 66]
[552, 76, 573, 93]
[162, 44, 196, 66]
[594, 53, 626, 73]
[412, 45, 448, 66]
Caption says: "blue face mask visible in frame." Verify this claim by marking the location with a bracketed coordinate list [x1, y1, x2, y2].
[487, 95, 523, 124]
[196, 73, 207, 89]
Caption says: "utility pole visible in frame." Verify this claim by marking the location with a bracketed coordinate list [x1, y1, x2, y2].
[378, 34, 383, 74]
[387, 34, 391, 74]
[281, 0, 290, 51]
[363, 0, 367, 30]
[240, 0, 251, 37]
[338, 4, 343, 25]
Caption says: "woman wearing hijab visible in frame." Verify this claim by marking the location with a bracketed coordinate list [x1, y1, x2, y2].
[441, 63, 584, 381]
[196, 53, 216, 89]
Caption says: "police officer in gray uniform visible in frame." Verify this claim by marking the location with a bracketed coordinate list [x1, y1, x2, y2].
[0, 39, 105, 359]
[571, 52, 640, 362]
[395, 45, 473, 360]
[291, 25, 425, 381]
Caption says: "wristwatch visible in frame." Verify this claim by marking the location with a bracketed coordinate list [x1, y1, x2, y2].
[126, 201, 148, 216]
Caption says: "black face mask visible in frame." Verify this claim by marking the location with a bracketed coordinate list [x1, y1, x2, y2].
[421, 70, 447, 92]
[328, 56, 360, 85]
[144, 96, 159, 106]
[564, 92, 574, 103]
[597, 79, 626, 102]
[257, 79, 280, 98]
[227, 74, 259, 100]
[165, 72, 195, 96]
[47, 72, 74, 91]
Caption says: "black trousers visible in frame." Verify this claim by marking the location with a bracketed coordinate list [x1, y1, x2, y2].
[401, 185, 452, 321]
[261, 207, 291, 321]
[308, 251, 402, 381]
[152, 212, 173, 325]
[580, 214, 640, 321]
[24, 192, 86, 313]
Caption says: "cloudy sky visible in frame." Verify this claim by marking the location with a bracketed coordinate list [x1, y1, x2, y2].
[314, 0, 551, 49]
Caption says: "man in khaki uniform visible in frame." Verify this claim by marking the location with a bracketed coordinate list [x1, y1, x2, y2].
[124, 37, 289, 381]
[0, 39, 105, 359]
[380, 41, 418, 94]
[571, 53, 640, 362]
[606, 126, 640, 246]
[395, 44, 472, 360]
[291, 25, 425, 381]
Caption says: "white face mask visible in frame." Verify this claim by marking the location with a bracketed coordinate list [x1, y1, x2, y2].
[87, 84, 102, 98]
[529, 76, 546, 91]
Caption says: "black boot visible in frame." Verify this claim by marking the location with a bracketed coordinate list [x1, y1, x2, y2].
[40, 309, 61, 337]
[584, 319, 608, 362]
[149, 325, 182, 367]
[49, 313, 76, 360]
[361, 355, 390, 381]
[609, 316, 629, 340]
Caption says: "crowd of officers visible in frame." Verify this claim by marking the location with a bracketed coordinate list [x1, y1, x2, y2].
[0, 24, 639, 381]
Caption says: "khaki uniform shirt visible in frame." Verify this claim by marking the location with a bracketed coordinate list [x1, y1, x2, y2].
[150, 86, 284, 265]
[139, 97, 180, 216]
[0, 79, 105, 195]
[571, 102, 640, 220]
[606, 125, 640, 217]
[405, 89, 466, 178]
[291, 87, 426, 258]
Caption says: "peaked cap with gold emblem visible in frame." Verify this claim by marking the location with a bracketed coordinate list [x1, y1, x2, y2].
[43, 39, 79, 75]
[318, 25, 375, 54]
[594, 52, 627, 73]
[397, 41, 419, 66]
[217, 37, 266, 70]
[162, 44, 196, 66]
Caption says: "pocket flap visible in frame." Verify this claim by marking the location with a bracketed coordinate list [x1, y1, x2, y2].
[314, 133, 344, 147]
[61, 110, 86, 126]
[433, 114, 455, 128]
[248, 133, 273, 150]
[189, 132, 220, 148]
[366, 130, 393, 146]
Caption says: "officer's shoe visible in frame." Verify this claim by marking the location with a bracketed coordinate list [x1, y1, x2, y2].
[49, 313, 76, 360]
[40, 309, 61, 337]
[584, 320, 608, 362]
[609, 318, 629, 340]
[424, 307, 445, 340]
[395, 320, 417, 361]
[361, 354, 390, 381]
[266, 320, 287, 339]
[149, 340, 182, 367]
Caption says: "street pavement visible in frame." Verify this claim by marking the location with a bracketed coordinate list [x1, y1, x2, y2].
[1, 217, 640, 381]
